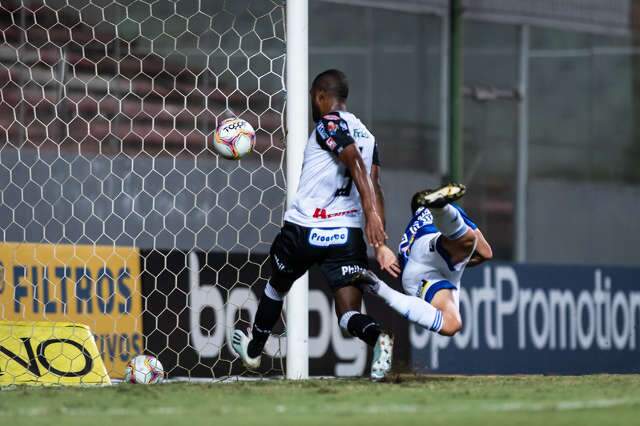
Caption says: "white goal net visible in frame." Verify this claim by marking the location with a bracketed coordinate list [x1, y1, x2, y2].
[0, 0, 287, 384]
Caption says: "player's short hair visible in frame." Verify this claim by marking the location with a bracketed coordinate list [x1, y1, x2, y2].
[410, 192, 422, 215]
[312, 69, 349, 101]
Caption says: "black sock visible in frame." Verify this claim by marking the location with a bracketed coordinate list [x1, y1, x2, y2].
[346, 313, 381, 346]
[247, 293, 283, 358]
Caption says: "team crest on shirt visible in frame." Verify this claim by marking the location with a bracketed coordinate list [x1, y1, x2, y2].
[326, 121, 338, 134]
[325, 137, 337, 150]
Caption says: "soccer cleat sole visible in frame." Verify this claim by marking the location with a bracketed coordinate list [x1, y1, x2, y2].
[414, 183, 466, 209]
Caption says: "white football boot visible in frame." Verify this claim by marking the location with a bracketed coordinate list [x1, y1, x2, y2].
[232, 329, 262, 369]
[370, 332, 394, 382]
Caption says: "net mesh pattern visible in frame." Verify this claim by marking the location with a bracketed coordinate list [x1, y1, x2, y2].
[0, 0, 286, 383]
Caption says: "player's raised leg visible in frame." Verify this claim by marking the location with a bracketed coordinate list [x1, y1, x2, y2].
[412, 183, 477, 266]
[354, 269, 446, 333]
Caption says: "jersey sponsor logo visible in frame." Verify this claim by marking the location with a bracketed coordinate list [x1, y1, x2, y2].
[312, 208, 359, 219]
[308, 228, 349, 247]
[352, 128, 369, 139]
[340, 264, 365, 276]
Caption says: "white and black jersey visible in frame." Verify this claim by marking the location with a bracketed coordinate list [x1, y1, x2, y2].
[283, 111, 380, 229]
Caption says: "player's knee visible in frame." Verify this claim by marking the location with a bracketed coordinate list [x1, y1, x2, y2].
[459, 232, 477, 256]
[440, 312, 462, 336]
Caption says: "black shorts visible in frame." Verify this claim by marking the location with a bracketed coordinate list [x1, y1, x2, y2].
[269, 221, 368, 292]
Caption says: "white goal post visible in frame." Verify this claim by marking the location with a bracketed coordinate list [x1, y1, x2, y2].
[285, 0, 310, 380]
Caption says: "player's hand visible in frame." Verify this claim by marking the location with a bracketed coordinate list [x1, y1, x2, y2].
[375, 244, 401, 278]
[365, 212, 387, 248]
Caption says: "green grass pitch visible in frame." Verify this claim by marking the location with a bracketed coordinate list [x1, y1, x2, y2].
[1, 375, 639, 426]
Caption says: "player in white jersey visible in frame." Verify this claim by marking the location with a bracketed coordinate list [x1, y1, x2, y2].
[352, 183, 493, 337]
[232, 69, 393, 380]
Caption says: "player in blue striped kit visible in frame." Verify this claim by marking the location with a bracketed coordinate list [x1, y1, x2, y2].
[354, 183, 493, 337]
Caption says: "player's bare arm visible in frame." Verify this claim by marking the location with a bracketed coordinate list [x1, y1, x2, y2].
[338, 145, 387, 248]
[370, 163, 401, 276]
[371, 164, 385, 228]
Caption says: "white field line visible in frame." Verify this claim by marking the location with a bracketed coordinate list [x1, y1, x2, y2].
[358, 399, 638, 414]
[1, 398, 638, 417]
[485, 398, 636, 412]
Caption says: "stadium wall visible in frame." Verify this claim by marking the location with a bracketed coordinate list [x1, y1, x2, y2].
[527, 179, 640, 266]
[0, 145, 437, 254]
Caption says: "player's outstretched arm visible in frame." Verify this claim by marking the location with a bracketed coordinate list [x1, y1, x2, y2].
[371, 164, 385, 228]
[467, 228, 493, 267]
[338, 145, 387, 247]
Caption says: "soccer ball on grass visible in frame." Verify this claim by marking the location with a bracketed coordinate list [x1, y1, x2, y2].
[124, 355, 164, 384]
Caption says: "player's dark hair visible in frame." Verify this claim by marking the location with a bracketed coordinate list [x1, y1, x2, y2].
[411, 192, 422, 215]
[312, 69, 349, 101]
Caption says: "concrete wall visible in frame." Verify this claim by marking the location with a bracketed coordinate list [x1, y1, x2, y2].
[0, 147, 285, 253]
[0, 146, 438, 255]
[527, 179, 640, 266]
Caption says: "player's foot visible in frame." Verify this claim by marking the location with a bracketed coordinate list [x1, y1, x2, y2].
[414, 183, 466, 209]
[350, 270, 382, 294]
[370, 332, 394, 382]
[231, 329, 262, 369]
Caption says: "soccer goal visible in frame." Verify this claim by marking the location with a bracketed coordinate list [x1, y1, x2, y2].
[0, 0, 309, 384]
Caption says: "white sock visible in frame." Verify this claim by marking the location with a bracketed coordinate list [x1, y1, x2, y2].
[430, 205, 468, 240]
[264, 282, 285, 301]
[375, 280, 444, 332]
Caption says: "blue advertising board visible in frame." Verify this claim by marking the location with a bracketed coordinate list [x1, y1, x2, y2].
[410, 263, 640, 374]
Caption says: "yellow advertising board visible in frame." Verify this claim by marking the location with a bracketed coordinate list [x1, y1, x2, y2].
[0, 321, 110, 385]
[0, 242, 142, 379]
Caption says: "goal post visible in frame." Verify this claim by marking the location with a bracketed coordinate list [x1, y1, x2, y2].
[284, 0, 310, 380]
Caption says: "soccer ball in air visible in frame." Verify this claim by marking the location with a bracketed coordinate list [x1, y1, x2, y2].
[212, 117, 256, 159]
[124, 355, 164, 384]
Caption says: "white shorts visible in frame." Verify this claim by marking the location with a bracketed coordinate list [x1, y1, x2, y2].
[401, 233, 470, 308]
